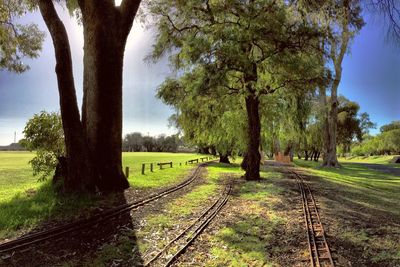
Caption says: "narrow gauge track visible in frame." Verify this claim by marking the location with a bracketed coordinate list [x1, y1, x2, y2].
[143, 182, 232, 267]
[0, 163, 209, 255]
[291, 171, 334, 267]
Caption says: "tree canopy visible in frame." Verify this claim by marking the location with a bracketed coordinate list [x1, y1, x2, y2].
[0, 0, 45, 72]
[148, 0, 328, 179]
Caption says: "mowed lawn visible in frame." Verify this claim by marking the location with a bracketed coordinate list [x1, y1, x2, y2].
[0, 151, 206, 239]
[294, 159, 400, 265]
[122, 152, 211, 188]
[338, 155, 400, 167]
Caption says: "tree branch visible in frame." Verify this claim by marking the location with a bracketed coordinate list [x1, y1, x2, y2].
[119, 0, 141, 40]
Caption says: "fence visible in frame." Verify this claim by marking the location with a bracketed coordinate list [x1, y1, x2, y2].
[125, 156, 215, 176]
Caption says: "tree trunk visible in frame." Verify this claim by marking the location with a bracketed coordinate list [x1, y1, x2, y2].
[314, 151, 320, 162]
[219, 153, 230, 163]
[322, 1, 350, 168]
[80, 2, 136, 192]
[38, 1, 96, 193]
[242, 93, 261, 180]
[305, 150, 309, 161]
[322, 86, 340, 167]
[40, 1, 141, 194]
[210, 146, 217, 156]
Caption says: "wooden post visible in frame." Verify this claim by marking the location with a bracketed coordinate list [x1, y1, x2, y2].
[125, 166, 129, 178]
[150, 163, 153, 172]
[185, 161, 187, 165]
[142, 163, 145, 175]
[171, 162, 173, 168]
[160, 163, 162, 170]
[180, 162, 182, 166]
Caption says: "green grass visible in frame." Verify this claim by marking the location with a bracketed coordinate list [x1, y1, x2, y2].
[81, 162, 227, 265]
[0, 151, 38, 203]
[122, 152, 208, 188]
[338, 154, 400, 166]
[294, 159, 400, 217]
[0, 151, 207, 239]
[201, 164, 288, 267]
[135, 164, 226, 255]
[293, 159, 400, 265]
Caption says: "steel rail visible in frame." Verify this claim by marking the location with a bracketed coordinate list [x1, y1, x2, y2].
[0, 162, 209, 254]
[291, 170, 334, 267]
[143, 182, 232, 267]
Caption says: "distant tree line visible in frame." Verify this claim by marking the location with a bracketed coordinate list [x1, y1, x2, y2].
[351, 121, 400, 156]
[122, 132, 184, 153]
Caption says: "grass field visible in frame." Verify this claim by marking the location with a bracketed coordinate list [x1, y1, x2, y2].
[338, 154, 400, 167]
[0, 151, 207, 239]
[74, 162, 296, 267]
[294, 159, 400, 265]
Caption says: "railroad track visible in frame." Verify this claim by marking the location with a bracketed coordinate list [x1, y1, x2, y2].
[0, 163, 209, 255]
[143, 181, 232, 267]
[291, 171, 334, 267]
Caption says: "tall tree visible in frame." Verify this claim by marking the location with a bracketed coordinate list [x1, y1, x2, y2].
[147, 0, 324, 180]
[321, 0, 364, 167]
[37, 0, 141, 193]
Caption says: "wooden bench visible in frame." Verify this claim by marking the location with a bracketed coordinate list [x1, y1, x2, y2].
[188, 159, 199, 164]
[200, 157, 208, 162]
[157, 162, 173, 169]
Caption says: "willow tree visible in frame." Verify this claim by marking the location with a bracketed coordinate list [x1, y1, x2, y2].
[36, 0, 141, 193]
[157, 70, 247, 164]
[146, 0, 325, 180]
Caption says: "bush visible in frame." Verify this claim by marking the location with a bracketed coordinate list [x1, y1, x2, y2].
[23, 111, 64, 181]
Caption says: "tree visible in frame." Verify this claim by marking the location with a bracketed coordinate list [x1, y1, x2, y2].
[35, 0, 142, 193]
[123, 132, 143, 152]
[143, 136, 155, 152]
[336, 97, 371, 155]
[350, 121, 400, 156]
[368, 0, 400, 42]
[157, 73, 246, 163]
[147, 0, 325, 180]
[320, 0, 364, 167]
[0, 0, 45, 72]
[22, 111, 65, 181]
[359, 112, 376, 135]
[380, 121, 400, 132]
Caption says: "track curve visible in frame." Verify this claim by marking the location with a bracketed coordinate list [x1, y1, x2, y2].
[0, 162, 209, 254]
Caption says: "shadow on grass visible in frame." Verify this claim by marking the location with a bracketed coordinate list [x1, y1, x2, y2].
[212, 215, 281, 265]
[294, 161, 400, 223]
[291, 161, 400, 266]
[0, 182, 144, 266]
[204, 163, 303, 266]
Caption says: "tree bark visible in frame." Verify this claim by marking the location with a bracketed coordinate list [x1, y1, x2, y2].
[39, 0, 141, 194]
[322, 1, 350, 168]
[210, 146, 217, 156]
[38, 1, 96, 193]
[314, 151, 320, 162]
[219, 153, 230, 163]
[242, 93, 261, 180]
[304, 150, 309, 161]
[79, 1, 140, 192]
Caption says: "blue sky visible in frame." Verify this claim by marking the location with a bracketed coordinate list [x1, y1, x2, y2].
[0, 7, 399, 145]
